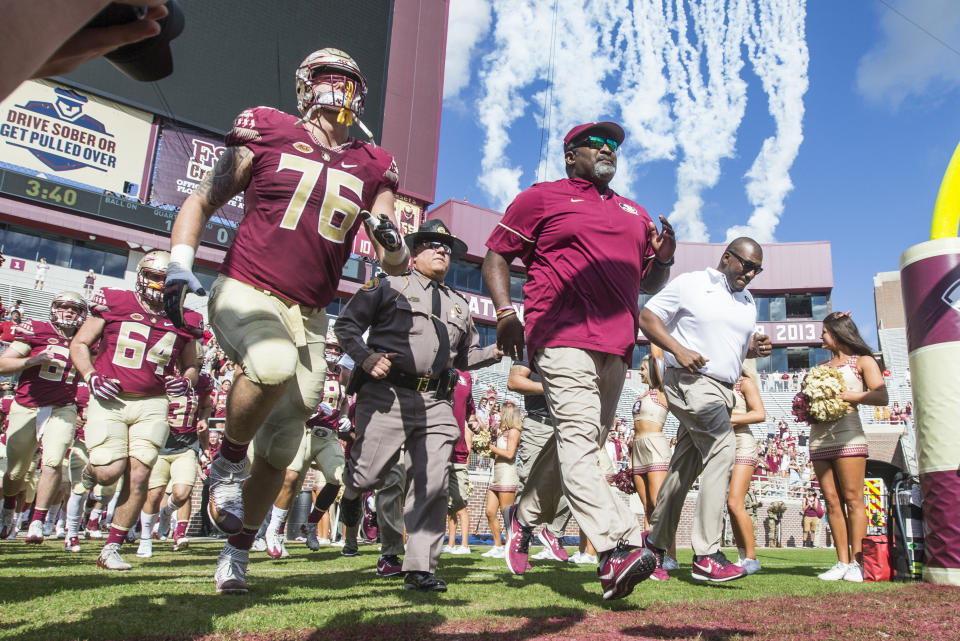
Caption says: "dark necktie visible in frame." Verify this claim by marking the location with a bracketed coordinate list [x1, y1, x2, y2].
[430, 280, 450, 376]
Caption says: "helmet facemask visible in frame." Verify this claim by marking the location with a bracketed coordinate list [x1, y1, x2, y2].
[295, 49, 367, 127]
[50, 292, 88, 332]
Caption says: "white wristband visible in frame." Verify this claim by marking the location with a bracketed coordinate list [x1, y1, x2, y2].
[170, 244, 196, 272]
[381, 244, 410, 267]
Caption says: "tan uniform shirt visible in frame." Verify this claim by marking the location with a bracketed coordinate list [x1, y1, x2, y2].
[335, 269, 500, 376]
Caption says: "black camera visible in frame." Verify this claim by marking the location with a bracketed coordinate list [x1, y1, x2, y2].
[85, 1, 185, 81]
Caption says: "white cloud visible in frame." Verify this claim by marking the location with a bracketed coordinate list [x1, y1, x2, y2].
[468, 0, 808, 241]
[857, 0, 960, 109]
[443, 0, 493, 102]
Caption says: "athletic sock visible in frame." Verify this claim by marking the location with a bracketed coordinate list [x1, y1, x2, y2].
[31, 508, 48, 525]
[140, 512, 158, 540]
[66, 493, 85, 538]
[227, 526, 258, 551]
[219, 436, 249, 464]
[267, 506, 288, 534]
[105, 524, 128, 547]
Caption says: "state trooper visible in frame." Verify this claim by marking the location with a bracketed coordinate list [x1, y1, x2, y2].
[334, 219, 502, 592]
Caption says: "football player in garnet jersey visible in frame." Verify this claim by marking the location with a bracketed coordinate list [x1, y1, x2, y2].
[163, 48, 409, 594]
[137, 368, 214, 557]
[70, 251, 203, 570]
[0, 291, 87, 542]
[263, 330, 348, 558]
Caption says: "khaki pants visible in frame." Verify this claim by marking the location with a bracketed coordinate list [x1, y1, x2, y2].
[516, 414, 571, 538]
[649, 368, 736, 556]
[375, 461, 406, 556]
[345, 380, 458, 573]
[517, 347, 642, 553]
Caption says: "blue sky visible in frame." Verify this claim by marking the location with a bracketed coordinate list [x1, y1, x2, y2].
[433, 0, 960, 349]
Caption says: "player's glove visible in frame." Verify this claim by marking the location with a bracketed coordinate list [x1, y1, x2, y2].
[164, 262, 206, 329]
[370, 214, 403, 252]
[337, 416, 352, 435]
[88, 373, 122, 401]
[164, 375, 191, 397]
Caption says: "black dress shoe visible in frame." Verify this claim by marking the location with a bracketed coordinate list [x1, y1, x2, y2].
[403, 571, 447, 592]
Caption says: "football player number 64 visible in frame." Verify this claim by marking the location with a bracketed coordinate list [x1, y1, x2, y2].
[113, 322, 178, 375]
[277, 154, 363, 243]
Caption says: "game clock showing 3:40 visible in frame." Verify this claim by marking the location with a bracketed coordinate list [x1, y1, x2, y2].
[0, 171, 101, 215]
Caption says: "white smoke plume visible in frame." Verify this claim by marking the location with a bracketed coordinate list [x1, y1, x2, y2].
[459, 0, 809, 242]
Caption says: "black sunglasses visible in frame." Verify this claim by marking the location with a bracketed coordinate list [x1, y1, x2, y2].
[420, 241, 452, 255]
[727, 249, 763, 275]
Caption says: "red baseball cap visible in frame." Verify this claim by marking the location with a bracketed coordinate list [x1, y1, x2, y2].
[563, 121, 625, 150]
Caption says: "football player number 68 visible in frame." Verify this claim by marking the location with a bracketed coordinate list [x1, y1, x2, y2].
[277, 154, 363, 243]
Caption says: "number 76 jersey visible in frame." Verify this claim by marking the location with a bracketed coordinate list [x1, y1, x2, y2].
[219, 106, 400, 309]
[91, 288, 202, 396]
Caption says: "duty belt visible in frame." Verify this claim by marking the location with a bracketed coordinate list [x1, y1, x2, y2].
[384, 368, 441, 392]
[526, 413, 553, 427]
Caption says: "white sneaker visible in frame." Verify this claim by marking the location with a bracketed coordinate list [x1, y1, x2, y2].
[55, 522, 66, 539]
[569, 551, 582, 563]
[662, 555, 680, 571]
[43, 520, 55, 537]
[331, 539, 345, 548]
[739, 557, 761, 575]
[531, 548, 554, 560]
[316, 537, 331, 546]
[265, 530, 288, 559]
[25, 520, 44, 544]
[441, 544, 453, 554]
[843, 561, 863, 582]
[818, 561, 849, 581]
[251, 537, 267, 552]
[136, 539, 153, 558]
[97, 542, 132, 571]
[451, 545, 471, 555]
[572, 552, 597, 565]
[215, 544, 249, 594]
[157, 506, 173, 539]
[481, 545, 505, 558]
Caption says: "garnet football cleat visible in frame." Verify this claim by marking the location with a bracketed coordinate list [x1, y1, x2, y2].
[265, 530, 288, 559]
[215, 544, 250, 595]
[25, 520, 44, 544]
[206, 456, 247, 535]
[97, 543, 132, 571]
[65, 536, 81, 553]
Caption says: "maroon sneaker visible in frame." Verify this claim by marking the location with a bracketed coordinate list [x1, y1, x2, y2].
[691, 551, 745, 582]
[597, 543, 657, 600]
[376, 554, 403, 577]
[503, 504, 533, 575]
[537, 529, 569, 562]
[642, 530, 670, 581]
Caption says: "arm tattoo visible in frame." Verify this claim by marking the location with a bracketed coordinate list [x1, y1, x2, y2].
[194, 146, 254, 210]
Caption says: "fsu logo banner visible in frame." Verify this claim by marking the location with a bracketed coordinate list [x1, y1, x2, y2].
[148, 118, 245, 229]
[0, 80, 152, 194]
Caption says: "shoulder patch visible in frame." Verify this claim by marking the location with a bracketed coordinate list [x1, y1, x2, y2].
[361, 277, 381, 292]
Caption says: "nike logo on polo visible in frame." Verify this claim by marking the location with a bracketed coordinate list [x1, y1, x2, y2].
[342, 162, 358, 168]
[571, 198, 584, 202]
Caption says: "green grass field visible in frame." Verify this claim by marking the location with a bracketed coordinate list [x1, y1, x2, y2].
[0, 539, 954, 641]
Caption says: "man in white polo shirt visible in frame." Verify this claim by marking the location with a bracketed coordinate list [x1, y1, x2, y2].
[637, 237, 771, 582]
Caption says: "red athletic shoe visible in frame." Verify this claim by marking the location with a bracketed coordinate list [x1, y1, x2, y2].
[376, 554, 403, 577]
[537, 529, 569, 562]
[691, 551, 746, 582]
[597, 543, 656, 600]
[503, 504, 533, 576]
[641, 530, 670, 581]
